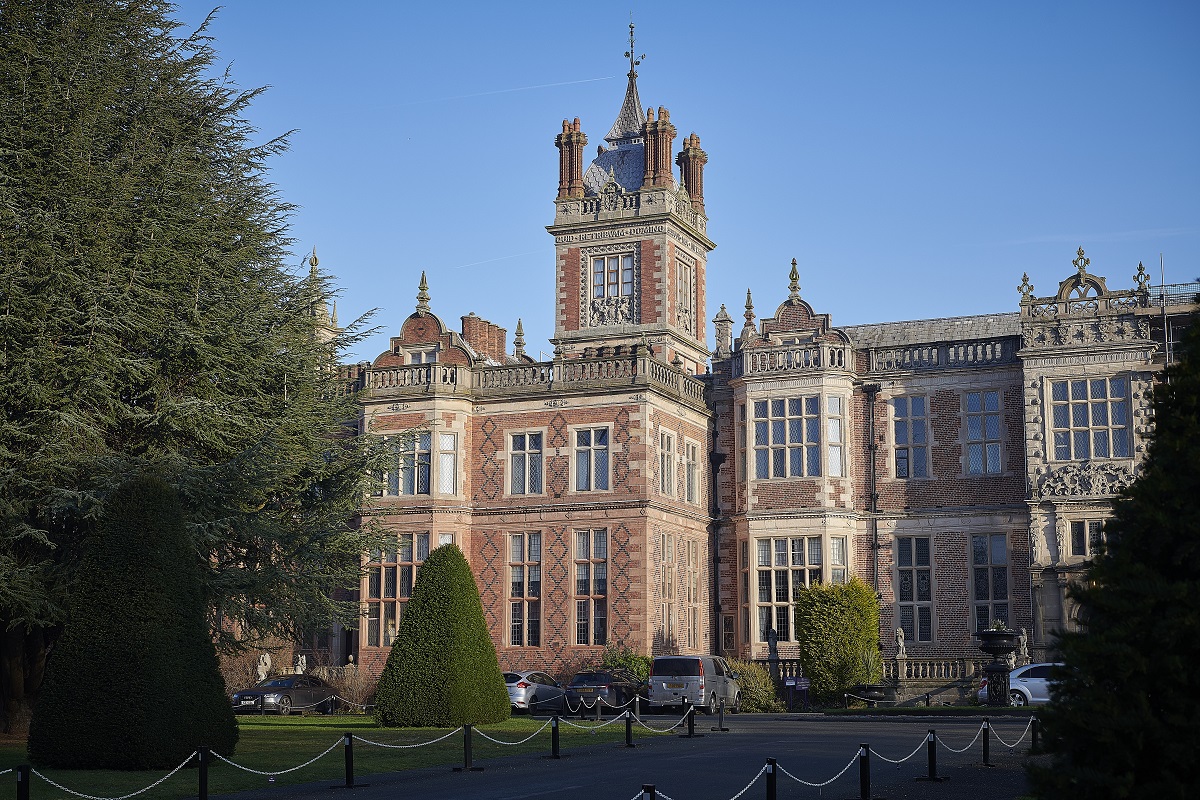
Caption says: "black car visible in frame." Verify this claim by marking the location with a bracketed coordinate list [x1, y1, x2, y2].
[231, 675, 340, 715]
[565, 669, 646, 715]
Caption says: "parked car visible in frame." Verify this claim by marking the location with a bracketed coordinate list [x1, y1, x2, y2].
[977, 662, 1063, 706]
[565, 669, 646, 715]
[647, 655, 740, 715]
[232, 675, 339, 715]
[505, 670, 566, 714]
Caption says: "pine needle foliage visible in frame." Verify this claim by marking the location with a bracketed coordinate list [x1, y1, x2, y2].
[374, 545, 510, 727]
[0, 0, 385, 730]
[28, 476, 238, 768]
[1029, 320, 1200, 799]
[792, 577, 881, 699]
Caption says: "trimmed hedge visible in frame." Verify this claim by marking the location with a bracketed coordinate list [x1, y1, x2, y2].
[793, 577, 881, 699]
[598, 644, 651, 681]
[727, 659, 784, 712]
[373, 544, 509, 727]
[28, 476, 237, 767]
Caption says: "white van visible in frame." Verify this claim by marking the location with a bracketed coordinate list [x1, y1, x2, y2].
[647, 655, 741, 714]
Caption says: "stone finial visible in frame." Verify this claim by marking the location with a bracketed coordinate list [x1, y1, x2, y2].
[1073, 246, 1090, 275]
[741, 289, 758, 340]
[416, 271, 431, 315]
[513, 318, 526, 358]
[713, 303, 734, 358]
[331, 300, 338, 327]
[308, 246, 319, 270]
[788, 258, 801, 300]
[1134, 261, 1151, 293]
[1018, 272, 1034, 301]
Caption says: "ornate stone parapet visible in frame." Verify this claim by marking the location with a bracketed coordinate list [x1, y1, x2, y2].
[1033, 460, 1138, 499]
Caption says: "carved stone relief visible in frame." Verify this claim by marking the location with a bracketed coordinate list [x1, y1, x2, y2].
[579, 242, 641, 328]
[1036, 461, 1136, 498]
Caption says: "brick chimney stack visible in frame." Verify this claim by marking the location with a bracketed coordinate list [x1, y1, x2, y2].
[676, 132, 708, 213]
[642, 106, 677, 188]
[555, 118, 587, 199]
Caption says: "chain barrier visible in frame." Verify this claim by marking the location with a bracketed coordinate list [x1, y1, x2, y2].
[936, 722, 986, 754]
[30, 752, 196, 800]
[561, 694, 640, 713]
[212, 738, 342, 776]
[992, 716, 1035, 748]
[869, 738, 927, 764]
[0, 769, 10, 777]
[726, 764, 767, 800]
[777, 750, 860, 788]
[475, 719, 552, 746]
[353, 727, 463, 749]
[656, 792, 680, 800]
[631, 711, 690, 733]
[560, 713, 626, 730]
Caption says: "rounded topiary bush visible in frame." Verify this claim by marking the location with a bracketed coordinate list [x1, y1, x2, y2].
[793, 577, 881, 701]
[374, 544, 509, 727]
[28, 475, 237, 767]
[727, 659, 784, 712]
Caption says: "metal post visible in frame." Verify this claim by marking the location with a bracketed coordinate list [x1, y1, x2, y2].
[16, 765, 29, 800]
[197, 748, 209, 800]
[711, 697, 729, 732]
[982, 718, 991, 766]
[464, 724, 473, 770]
[916, 729, 945, 782]
[642, 784, 656, 800]
[1032, 716, 1041, 752]
[925, 692, 931, 707]
[625, 709, 635, 748]
[859, 743, 871, 800]
[344, 732, 355, 787]
[595, 696, 602, 722]
[551, 715, 561, 759]
[765, 757, 777, 800]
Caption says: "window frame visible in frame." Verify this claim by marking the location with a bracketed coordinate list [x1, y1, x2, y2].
[684, 439, 700, 504]
[591, 253, 635, 299]
[1070, 519, 1106, 558]
[659, 429, 676, 496]
[752, 395, 822, 480]
[364, 532, 431, 648]
[574, 528, 609, 646]
[1049, 376, 1132, 461]
[753, 535, 824, 643]
[572, 426, 611, 493]
[972, 533, 1010, 633]
[508, 532, 543, 647]
[892, 395, 929, 479]
[965, 390, 1002, 475]
[508, 430, 546, 496]
[896, 535, 934, 643]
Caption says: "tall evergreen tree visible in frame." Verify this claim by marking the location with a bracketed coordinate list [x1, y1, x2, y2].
[374, 545, 510, 727]
[0, 0, 382, 733]
[28, 476, 238, 768]
[1030, 318, 1200, 798]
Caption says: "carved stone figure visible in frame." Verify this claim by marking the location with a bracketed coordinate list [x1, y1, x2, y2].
[1038, 461, 1136, 498]
[295, 654, 307, 675]
[1029, 517, 1042, 565]
[1018, 628, 1030, 665]
[895, 627, 907, 659]
[256, 653, 271, 682]
[1055, 516, 1067, 563]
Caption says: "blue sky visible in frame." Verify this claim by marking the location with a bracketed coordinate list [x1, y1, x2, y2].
[173, 1, 1199, 363]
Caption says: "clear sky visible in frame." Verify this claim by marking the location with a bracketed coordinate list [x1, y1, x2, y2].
[172, 1, 1199, 364]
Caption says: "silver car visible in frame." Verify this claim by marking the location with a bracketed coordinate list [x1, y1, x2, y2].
[504, 670, 566, 714]
[648, 655, 740, 714]
[977, 662, 1063, 706]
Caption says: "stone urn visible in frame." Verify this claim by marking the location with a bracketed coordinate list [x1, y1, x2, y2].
[978, 628, 1020, 706]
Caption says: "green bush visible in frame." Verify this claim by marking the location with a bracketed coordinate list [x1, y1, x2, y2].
[598, 644, 651, 681]
[727, 659, 784, 712]
[28, 476, 238, 767]
[793, 577, 881, 700]
[373, 544, 509, 727]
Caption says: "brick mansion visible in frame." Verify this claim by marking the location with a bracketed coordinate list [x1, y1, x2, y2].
[320, 43, 1197, 694]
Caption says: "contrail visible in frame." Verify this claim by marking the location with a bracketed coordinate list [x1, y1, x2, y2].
[445, 250, 542, 270]
[400, 76, 619, 106]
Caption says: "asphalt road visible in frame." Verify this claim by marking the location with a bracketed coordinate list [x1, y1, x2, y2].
[222, 713, 1038, 800]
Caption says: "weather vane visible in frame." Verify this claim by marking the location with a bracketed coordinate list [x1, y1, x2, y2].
[624, 19, 645, 76]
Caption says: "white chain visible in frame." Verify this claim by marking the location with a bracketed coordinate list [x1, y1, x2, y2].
[870, 737, 927, 764]
[353, 727, 463, 749]
[0, 769, 11, 777]
[777, 751, 860, 788]
[559, 714, 625, 730]
[656, 792, 678, 800]
[212, 738, 341, 775]
[992, 716, 1035, 748]
[936, 722, 986, 754]
[474, 720, 552, 745]
[31, 752, 195, 800]
[727, 764, 766, 800]
[631, 711, 689, 733]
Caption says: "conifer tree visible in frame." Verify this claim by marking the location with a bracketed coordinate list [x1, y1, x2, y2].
[374, 545, 510, 727]
[1030, 319, 1200, 798]
[0, 1, 382, 732]
[28, 476, 237, 768]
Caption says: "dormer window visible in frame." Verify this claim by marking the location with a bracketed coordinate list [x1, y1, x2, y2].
[407, 348, 437, 365]
[592, 255, 634, 299]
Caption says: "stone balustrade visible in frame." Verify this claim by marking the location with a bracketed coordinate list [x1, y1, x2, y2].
[869, 337, 1017, 373]
[732, 344, 851, 378]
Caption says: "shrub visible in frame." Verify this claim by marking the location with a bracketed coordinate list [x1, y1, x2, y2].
[793, 577, 881, 700]
[28, 476, 237, 767]
[727, 659, 784, 712]
[598, 644, 651, 681]
[373, 544, 509, 726]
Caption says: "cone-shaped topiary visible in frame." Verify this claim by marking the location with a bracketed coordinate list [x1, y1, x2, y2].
[793, 577, 881, 700]
[28, 476, 237, 767]
[374, 544, 510, 727]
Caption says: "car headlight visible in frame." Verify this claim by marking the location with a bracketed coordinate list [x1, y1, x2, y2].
[263, 693, 281, 702]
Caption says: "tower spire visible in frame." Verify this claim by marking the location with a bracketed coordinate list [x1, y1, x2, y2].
[416, 271, 431, 315]
[605, 22, 647, 143]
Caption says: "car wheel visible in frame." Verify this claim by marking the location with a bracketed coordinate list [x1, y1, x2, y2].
[731, 692, 742, 714]
[278, 696, 292, 716]
[704, 694, 717, 715]
[1009, 690, 1028, 707]
[529, 695, 538, 714]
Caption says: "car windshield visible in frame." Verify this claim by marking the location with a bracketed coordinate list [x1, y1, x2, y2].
[652, 658, 700, 677]
[255, 678, 294, 688]
[569, 672, 611, 686]
[503, 673, 524, 684]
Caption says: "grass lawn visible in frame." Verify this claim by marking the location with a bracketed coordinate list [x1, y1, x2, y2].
[0, 712, 666, 800]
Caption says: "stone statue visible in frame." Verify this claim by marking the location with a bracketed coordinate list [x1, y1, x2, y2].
[1055, 516, 1067, 563]
[1018, 628, 1030, 665]
[767, 628, 780, 682]
[1029, 517, 1042, 565]
[895, 627, 907, 658]
[295, 654, 307, 675]
[256, 652, 271, 682]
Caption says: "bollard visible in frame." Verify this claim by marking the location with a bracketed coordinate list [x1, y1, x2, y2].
[678, 700, 703, 737]
[334, 732, 365, 788]
[197, 747, 209, 800]
[642, 784, 657, 800]
[16, 765, 29, 800]
[625, 709, 636, 748]
[453, 724, 484, 772]
[859, 743, 871, 800]
[916, 729, 945, 782]
[982, 718, 991, 767]
[765, 757, 777, 800]
[711, 697, 729, 732]
[595, 696, 602, 722]
[925, 692, 932, 707]
[1032, 716, 1041, 753]
[551, 715, 561, 759]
